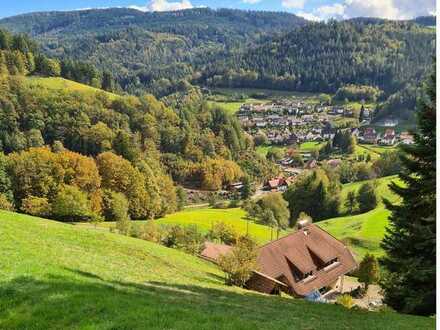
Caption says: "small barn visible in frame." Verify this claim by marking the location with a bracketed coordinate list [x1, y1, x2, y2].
[200, 242, 233, 263]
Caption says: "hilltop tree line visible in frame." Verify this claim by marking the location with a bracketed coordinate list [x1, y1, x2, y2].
[0, 8, 305, 97]
[0, 29, 117, 92]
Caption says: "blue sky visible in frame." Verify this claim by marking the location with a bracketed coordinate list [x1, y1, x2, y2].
[0, 0, 436, 20]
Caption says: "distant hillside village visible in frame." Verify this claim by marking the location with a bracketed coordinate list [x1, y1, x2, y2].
[232, 98, 414, 195]
[237, 100, 412, 147]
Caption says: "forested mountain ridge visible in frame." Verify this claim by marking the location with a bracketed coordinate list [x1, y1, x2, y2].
[0, 8, 434, 100]
[202, 20, 435, 96]
[0, 8, 307, 96]
[0, 8, 306, 38]
[0, 9, 435, 117]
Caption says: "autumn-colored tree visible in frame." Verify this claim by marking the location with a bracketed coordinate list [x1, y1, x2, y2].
[200, 158, 243, 190]
[20, 196, 51, 217]
[218, 237, 258, 287]
[7, 147, 65, 204]
[97, 152, 154, 219]
[0, 193, 13, 211]
[56, 150, 101, 194]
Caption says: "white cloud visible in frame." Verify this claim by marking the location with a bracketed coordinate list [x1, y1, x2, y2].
[129, 0, 193, 12]
[315, 3, 345, 19]
[297, 0, 436, 21]
[282, 0, 306, 10]
[296, 11, 320, 21]
[242, 0, 262, 4]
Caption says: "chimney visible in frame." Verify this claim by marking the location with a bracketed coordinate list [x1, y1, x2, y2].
[297, 218, 312, 230]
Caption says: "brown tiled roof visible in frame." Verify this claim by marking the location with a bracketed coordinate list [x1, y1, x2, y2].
[268, 179, 280, 189]
[254, 224, 357, 297]
[200, 242, 232, 263]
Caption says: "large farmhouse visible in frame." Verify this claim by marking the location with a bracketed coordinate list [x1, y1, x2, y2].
[246, 224, 357, 297]
[201, 223, 357, 299]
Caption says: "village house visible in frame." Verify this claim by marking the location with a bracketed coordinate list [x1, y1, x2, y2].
[304, 159, 317, 170]
[326, 159, 342, 168]
[351, 127, 360, 137]
[380, 129, 396, 146]
[362, 127, 379, 144]
[264, 177, 290, 192]
[322, 123, 336, 140]
[399, 131, 415, 145]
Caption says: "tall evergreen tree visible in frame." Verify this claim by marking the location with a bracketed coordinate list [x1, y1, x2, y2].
[380, 67, 436, 315]
[359, 104, 365, 122]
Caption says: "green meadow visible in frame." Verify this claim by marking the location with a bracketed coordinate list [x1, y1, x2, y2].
[76, 207, 288, 244]
[318, 176, 400, 260]
[25, 77, 119, 100]
[0, 210, 434, 329]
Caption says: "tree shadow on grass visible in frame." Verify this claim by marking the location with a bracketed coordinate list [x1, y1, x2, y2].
[0, 268, 433, 330]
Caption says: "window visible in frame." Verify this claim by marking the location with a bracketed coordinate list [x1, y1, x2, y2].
[324, 258, 338, 268]
[322, 258, 340, 271]
[304, 271, 313, 278]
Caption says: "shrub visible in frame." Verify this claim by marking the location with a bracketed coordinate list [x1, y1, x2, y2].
[208, 222, 239, 245]
[0, 193, 13, 211]
[228, 199, 240, 208]
[102, 190, 130, 221]
[52, 185, 92, 221]
[20, 196, 51, 217]
[373, 151, 402, 177]
[256, 193, 289, 230]
[358, 253, 380, 291]
[176, 186, 187, 211]
[337, 294, 354, 309]
[344, 191, 357, 214]
[131, 221, 165, 243]
[218, 237, 258, 287]
[163, 225, 205, 255]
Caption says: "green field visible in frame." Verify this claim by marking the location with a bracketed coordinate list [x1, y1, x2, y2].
[255, 145, 286, 157]
[256, 142, 324, 157]
[0, 210, 434, 329]
[78, 207, 288, 244]
[318, 176, 400, 260]
[25, 77, 119, 100]
[340, 176, 400, 212]
[358, 144, 398, 155]
[155, 207, 289, 243]
[299, 141, 326, 152]
[208, 100, 244, 114]
[207, 98, 265, 114]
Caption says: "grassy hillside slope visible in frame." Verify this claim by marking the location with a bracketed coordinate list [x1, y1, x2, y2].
[25, 77, 119, 99]
[0, 211, 434, 329]
[318, 176, 400, 259]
